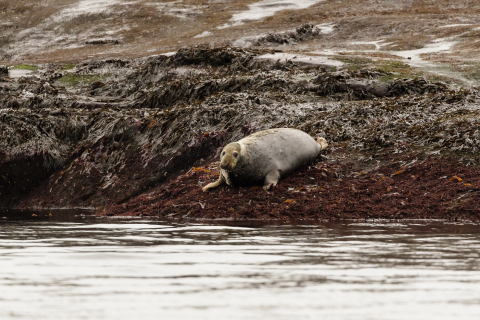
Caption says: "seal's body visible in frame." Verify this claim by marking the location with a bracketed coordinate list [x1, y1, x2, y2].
[202, 128, 328, 191]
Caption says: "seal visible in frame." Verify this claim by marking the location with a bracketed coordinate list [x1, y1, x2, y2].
[202, 128, 328, 192]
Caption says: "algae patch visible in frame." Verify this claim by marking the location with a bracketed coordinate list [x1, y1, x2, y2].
[58, 73, 109, 87]
[12, 64, 38, 71]
[61, 64, 76, 71]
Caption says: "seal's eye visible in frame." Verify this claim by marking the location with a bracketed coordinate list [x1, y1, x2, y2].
[233, 152, 238, 158]
[222, 151, 226, 156]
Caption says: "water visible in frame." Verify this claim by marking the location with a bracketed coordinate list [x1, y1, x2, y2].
[219, 0, 326, 29]
[8, 69, 33, 79]
[1, 210, 480, 319]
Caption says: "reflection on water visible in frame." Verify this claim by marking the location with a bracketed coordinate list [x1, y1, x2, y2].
[1, 210, 480, 319]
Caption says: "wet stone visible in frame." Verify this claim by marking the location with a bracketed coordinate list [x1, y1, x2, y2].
[254, 24, 322, 45]
[85, 39, 119, 45]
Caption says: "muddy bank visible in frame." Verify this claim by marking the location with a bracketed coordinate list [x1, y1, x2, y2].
[1, 45, 480, 220]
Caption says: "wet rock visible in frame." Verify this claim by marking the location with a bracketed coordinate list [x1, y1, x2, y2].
[44, 71, 63, 83]
[90, 81, 106, 90]
[313, 70, 389, 83]
[1, 23, 17, 29]
[75, 58, 129, 74]
[5, 100, 19, 108]
[1, 52, 12, 61]
[387, 78, 447, 96]
[69, 101, 109, 109]
[85, 39, 119, 45]
[254, 24, 322, 46]
[169, 45, 263, 69]
[354, 69, 390, 79]
[33, 81, 58, 95]
[366, 83, 388, 96]
[17, 76, 41, 84]
[314, 71, 445, 99]
[0, 155, 53, 209]
[104, 59, 128, 67]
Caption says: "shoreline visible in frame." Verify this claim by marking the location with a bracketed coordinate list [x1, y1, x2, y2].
[99, 150, 480, 221]
[3, 207, 480, 224]
[2, 45, 480, 220]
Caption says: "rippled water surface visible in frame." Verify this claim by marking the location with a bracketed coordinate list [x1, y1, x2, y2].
[1, 210, 480, 319]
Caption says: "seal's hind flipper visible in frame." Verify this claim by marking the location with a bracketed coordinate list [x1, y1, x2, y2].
[263, 170, 280, 190]
[316, 137, 328, 150]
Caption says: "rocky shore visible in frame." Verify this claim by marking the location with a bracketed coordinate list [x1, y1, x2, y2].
[1, 45, 480, 220]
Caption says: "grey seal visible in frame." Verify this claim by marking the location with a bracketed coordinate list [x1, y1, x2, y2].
[202, 128, 328, 191]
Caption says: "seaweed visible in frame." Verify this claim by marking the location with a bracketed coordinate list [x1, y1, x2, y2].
[254, 24, 323, 46]
[2, 44, 480, 219]
[104, 152, 480, 221]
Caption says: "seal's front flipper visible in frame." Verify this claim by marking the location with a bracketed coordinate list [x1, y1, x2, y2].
[316, 137, 328, 150]
[202, 172, 225, 192]
[263, 170, 280, 190]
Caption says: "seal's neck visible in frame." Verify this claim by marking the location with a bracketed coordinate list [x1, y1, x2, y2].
[238, 142, 246, 159]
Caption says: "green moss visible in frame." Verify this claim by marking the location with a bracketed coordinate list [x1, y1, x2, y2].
[335, 56, 373, 71]
[58, 73, 109, 87]
[375, 61, 415, 82]
[378, 74, 399, 82]
[61, 63, 76, 70]
[13, 64, 38, 71]
[379, 61, 411, 72]
[460, 62, 480, 80]
[376, 61, 411, 75]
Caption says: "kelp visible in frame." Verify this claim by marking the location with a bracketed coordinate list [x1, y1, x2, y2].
[254, 24, 324, 45]
[1, 45, 480, 215]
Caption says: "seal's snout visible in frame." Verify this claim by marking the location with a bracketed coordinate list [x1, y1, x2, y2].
[220, 160, 234, 171]
[220, 157, 230, 169]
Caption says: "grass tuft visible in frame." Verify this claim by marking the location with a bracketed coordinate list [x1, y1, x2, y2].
[61, 63, 76, 71]
[335, 56, 373, 71]
[13, 64, 38, 71]
[58, 73, 109, 87]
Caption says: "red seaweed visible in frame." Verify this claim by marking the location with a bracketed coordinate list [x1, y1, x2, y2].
[103, 150, 480, 221]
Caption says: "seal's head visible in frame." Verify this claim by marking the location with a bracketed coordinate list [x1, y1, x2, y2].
[220, 142, 241, 171]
